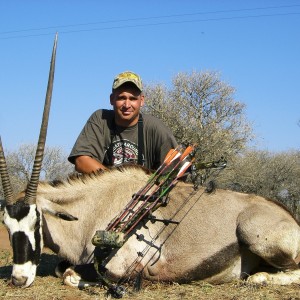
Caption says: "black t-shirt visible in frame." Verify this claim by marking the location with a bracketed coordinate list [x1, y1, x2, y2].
[68, 109, 178, 170]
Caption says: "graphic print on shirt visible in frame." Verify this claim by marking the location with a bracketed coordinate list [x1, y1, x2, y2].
[109, 139, 143, 166]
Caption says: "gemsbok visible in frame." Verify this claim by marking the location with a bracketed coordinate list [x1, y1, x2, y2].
[1, 34, 300, 297]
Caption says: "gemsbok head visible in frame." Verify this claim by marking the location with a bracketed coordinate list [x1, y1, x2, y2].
[0, 34, 57, 287]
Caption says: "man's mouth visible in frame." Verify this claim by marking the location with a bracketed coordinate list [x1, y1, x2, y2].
[121, 110, 132, 115]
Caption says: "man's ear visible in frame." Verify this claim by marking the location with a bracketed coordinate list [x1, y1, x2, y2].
[140, 94, 145, 107]
[110, 93, 114, 106]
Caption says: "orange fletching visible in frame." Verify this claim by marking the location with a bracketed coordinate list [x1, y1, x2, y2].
[179, 144, 195, 161]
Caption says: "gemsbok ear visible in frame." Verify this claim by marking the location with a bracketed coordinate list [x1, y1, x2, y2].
[40, 199, 78, 221]
[56, 212, 78, 221]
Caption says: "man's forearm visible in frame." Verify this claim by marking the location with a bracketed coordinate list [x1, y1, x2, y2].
[74, 155, 107, 173]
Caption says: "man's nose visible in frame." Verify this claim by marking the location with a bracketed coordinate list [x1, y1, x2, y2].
[123, 99, 131, 108]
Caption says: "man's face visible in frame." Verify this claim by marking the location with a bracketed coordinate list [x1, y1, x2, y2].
[110, 84, 144, 127]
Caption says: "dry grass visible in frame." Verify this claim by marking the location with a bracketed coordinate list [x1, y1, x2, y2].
[1, 221, 300, 299]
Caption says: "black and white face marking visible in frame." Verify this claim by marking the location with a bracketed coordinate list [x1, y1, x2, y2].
[3, 200, 43, 287]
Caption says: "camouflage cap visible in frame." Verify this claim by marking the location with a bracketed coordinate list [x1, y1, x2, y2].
[112, 71, 143, 92]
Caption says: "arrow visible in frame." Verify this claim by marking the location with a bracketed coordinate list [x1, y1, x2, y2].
[119, 145, 196, 234]
[106, 146, 182, 231]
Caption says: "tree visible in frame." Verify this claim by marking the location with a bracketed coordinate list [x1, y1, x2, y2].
[143, 71, 254, 164]
[0, 144, 74, 197]
[218, 149, 300, 219]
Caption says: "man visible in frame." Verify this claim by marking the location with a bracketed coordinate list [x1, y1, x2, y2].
[68, 71, 178, 173]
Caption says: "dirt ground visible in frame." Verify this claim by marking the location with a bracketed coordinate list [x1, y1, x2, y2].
[0, 224, 10, 250]
[1, 222, 300, 299]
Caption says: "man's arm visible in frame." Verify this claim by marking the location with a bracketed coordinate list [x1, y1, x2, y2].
[74, 155, 108, 173]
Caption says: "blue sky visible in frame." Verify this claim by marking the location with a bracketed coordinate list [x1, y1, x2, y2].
[0, 1, 299, 154]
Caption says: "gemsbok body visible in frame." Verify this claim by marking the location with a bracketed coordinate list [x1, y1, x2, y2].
[2, 165, 300, 289]
[1, 34, 300, 293]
